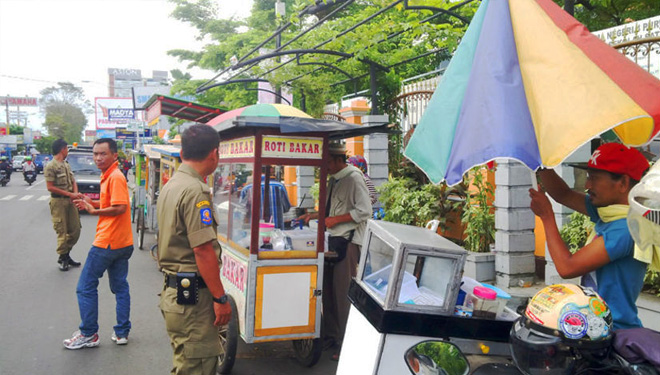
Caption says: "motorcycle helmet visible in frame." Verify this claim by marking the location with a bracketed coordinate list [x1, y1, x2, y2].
[510, 284, 613, 375]
[628, 162, 660, 260]
[0, 156, 6, 160]
[25, 156, 32, 161]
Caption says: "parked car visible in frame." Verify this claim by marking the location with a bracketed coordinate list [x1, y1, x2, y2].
[67, 146, 101, 201]
[34, 154, 53, 174]
[12, 155, 25, 171]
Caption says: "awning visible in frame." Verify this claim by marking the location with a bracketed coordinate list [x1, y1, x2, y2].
[143, 95, 228, 125]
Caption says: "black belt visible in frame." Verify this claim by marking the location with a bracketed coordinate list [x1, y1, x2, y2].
[164, 274, 207, 289]
[51, 193, 69, 198]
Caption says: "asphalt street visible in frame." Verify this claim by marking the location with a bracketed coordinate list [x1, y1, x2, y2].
[0, 173, 338, 375]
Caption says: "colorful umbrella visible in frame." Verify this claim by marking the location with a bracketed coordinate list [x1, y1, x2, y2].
[207, 103, 391, 139]
[404, 0, 660, 186]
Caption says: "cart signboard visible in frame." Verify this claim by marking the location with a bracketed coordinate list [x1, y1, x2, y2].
[262, 135, 322, 159]
[219, 135, 323, 160]
[221, 249, 249, 336]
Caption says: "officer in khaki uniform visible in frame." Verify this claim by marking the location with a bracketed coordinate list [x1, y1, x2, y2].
[45, 139, 83, 271]
[157, 125, 231, 375]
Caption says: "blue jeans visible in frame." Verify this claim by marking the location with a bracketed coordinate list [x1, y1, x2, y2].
[77, 245, 133, 337]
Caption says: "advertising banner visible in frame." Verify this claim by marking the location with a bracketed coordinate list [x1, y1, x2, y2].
[95, 97, 133, 130]
[96, 129, 116, 139]
[0, 97, 38, 106]
[116, 128, 136, 139]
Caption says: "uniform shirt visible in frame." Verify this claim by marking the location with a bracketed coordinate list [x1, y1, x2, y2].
[44, 159, 75, 192]
[157, 163, 221, 274]
[584, 197, 647, 330]
[326, 164, 372, 246]
[93, 161, 132, 249]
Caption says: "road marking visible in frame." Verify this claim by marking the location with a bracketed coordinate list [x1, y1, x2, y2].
[0, 195, 17, 201]
[26, 178, 46, 190]
[38, 195, 50, 201]
[19, 195, 34, 201]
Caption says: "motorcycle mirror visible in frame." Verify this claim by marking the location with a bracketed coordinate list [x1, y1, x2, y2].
[404, 340, 469, 375]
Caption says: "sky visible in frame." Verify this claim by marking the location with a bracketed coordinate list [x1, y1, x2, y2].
[0, 0, 253, 130]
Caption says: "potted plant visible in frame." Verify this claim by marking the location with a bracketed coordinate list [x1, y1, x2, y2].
[461, 166, 496, 282]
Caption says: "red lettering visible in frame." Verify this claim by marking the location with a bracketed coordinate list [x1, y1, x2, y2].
[249, 140, 254, 153]
[289, 142, 294, 153]
[264, 141, 271, 152]
[314, 144, 319, 154]
[295, 143, 301, 153]
[301, 143, 308, 153]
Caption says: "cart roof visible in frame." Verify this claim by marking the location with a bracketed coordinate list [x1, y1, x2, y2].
[212, 116, 393, 140]
[153, 145, 181, 157]
[142, 144, 162, 160]
[143, 94, 228, 124]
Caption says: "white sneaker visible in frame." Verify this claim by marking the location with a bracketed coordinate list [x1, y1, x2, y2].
[63, 330, 99, 350]
[111, 332, 128, 345]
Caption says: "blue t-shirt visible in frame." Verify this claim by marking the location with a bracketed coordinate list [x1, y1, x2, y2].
[584, 197, 647, 330]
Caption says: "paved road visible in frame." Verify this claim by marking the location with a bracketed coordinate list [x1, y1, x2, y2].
[0, 175, 338, 375]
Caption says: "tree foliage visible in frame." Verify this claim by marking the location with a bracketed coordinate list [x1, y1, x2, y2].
[9, 124, 24, 135]
[39, 82, 90, 144]
[553, 0, 660, 30]
[167, 0, 477, 114]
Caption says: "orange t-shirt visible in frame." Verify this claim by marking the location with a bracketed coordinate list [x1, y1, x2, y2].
[93, 162, 133, 249]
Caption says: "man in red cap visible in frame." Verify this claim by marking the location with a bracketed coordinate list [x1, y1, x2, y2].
[530, 142, 650, 330]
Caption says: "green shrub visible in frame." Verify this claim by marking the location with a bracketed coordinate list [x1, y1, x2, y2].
[559, 212, 594, 254]
[461, 166, 495, 253]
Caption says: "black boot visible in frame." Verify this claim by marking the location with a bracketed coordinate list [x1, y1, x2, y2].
[58, 255, 69, 271]
[66, 254, 81, 267]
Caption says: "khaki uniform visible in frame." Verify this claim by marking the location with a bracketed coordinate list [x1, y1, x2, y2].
[44, 159, 81, 256]
[157, 163, 222, 375]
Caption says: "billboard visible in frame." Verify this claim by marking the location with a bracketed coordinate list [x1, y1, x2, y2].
[96, 129, 116, 139]
[95, 97, 133, 130]
[0, 96, 38, 106]
[116, 128, 136, 139]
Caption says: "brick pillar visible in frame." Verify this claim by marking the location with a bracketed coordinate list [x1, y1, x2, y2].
[361, 114, 389, 207]
[339, 99, 370, 156]
[296, 166, 316, 209]
[544, 144, 591, 285]
[494, 160, 536, 287]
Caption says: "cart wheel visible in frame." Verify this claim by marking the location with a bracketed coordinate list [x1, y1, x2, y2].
[292, 337, 322, 367]
[217, 296, 238, 375]
[131, 199, 136, 223]
[137, 210, 145, 250]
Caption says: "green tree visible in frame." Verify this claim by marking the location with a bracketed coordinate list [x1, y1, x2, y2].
[39, 82, 90, 144]
[34, 135, 56, 154]
[167, 0, 477, 115]
[9, 124, 23, 135]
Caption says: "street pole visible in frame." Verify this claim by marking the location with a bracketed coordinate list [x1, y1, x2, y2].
[275, 1, 285, 105]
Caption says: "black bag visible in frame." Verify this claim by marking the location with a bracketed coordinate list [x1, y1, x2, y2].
[327, 230, 354, 263]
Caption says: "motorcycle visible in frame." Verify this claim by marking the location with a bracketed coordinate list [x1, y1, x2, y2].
[0, 170, 9, 187]
[23, 170, 36, 186]
[404, 334, 659, 375]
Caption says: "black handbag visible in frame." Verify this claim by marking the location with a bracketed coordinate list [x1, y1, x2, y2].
[327, 230, 354, 263]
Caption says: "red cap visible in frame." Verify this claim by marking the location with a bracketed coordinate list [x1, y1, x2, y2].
[586, 143, 649, 181]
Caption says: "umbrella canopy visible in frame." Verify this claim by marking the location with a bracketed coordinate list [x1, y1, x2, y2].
[207, 103, 392, 139]
[404, 0, 660, 186]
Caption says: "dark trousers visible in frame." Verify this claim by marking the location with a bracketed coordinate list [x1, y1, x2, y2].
[323, 243, 360, 346]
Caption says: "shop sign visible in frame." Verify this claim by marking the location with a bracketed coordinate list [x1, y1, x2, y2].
[146, 100, 162, 125]
[219, 136, 255, 159]
[108, 108, 135, 120]
[262, 135, 323, 159]
[0, 97, 38, 107]
[116, 128, 136, 139]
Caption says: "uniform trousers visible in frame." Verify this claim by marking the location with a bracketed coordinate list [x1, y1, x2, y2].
[323, 242, 360, 346]
[49, 197, 81, 255]
[160, 286, 222, 375]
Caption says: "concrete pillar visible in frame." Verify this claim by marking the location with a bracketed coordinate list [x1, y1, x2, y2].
[296, 166, 316, 209]
[339, 99, 370, 156]
[494, 160, 536, 287]
[361, 115, 389, 206]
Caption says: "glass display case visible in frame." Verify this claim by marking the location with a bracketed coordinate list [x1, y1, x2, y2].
[358, 220, 467, 315]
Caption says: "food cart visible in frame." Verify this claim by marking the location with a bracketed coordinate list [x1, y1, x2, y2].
[336, 220, 519, 375]
[210, 113, 391, 373]
[133, 144, 181, 251]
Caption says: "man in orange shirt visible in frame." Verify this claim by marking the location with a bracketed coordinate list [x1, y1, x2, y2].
[64, 138, 134, 350]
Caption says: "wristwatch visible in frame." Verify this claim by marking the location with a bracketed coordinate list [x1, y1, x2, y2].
[213, 295, 228, 304]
